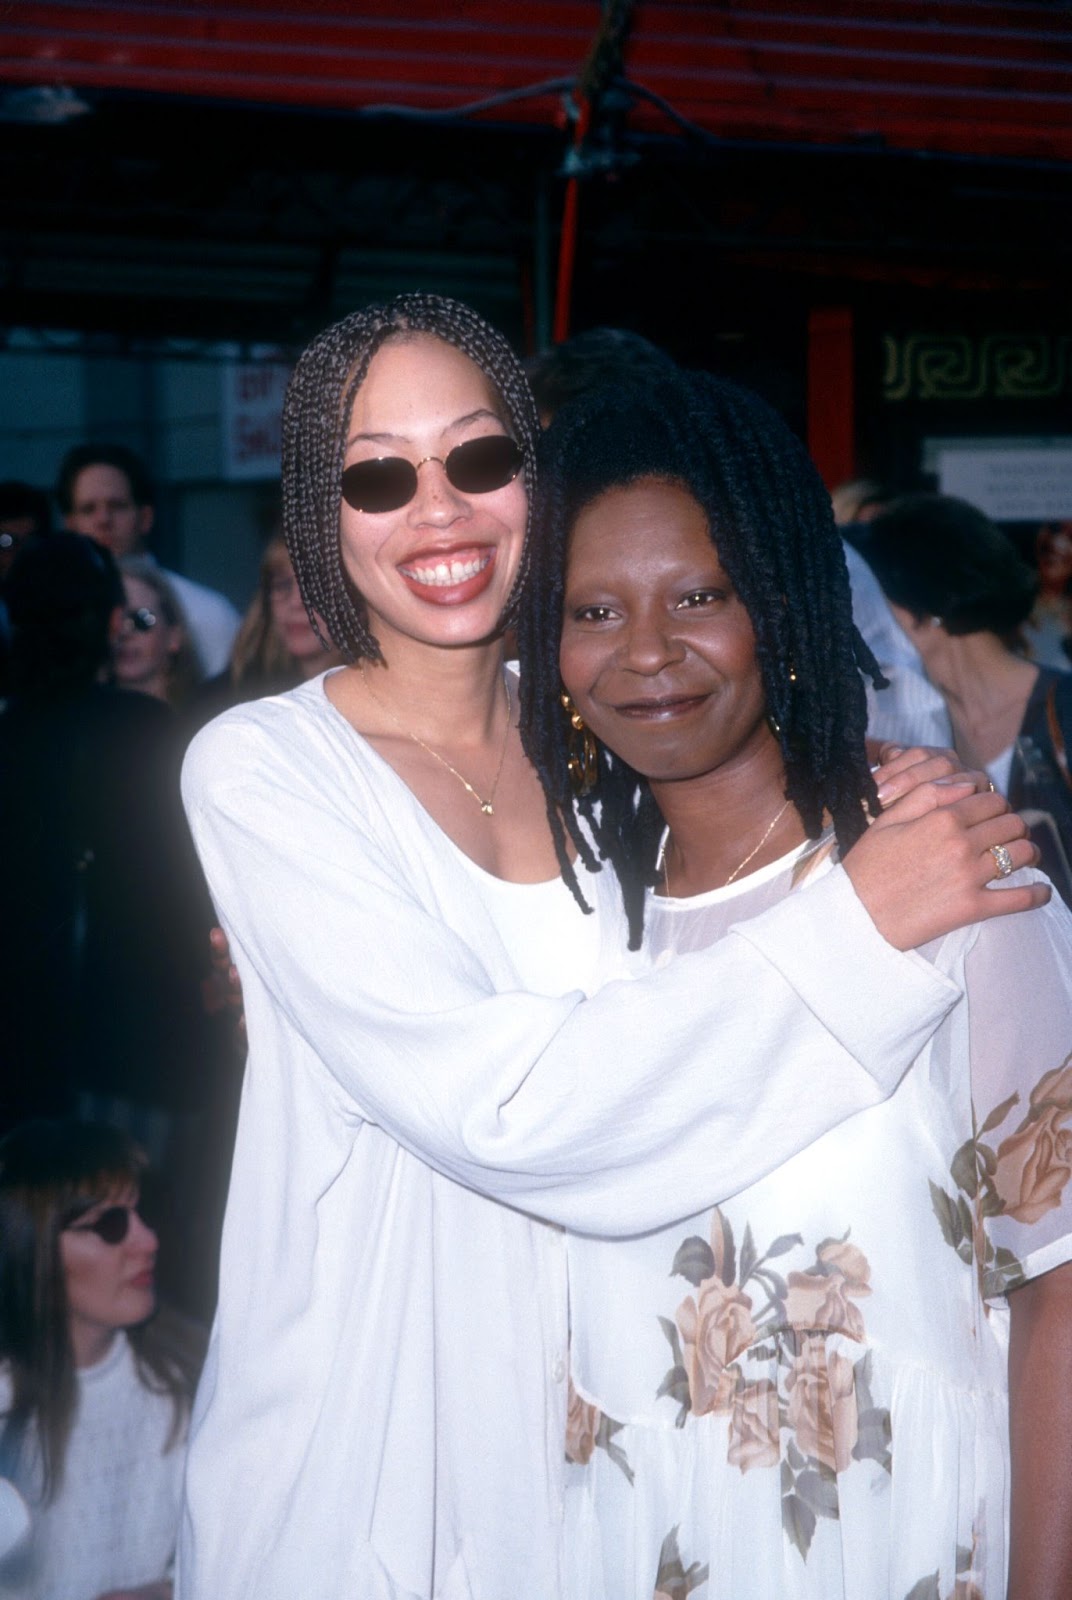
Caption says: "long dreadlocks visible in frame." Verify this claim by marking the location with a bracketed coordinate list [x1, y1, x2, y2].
[517, 369, 887, 948]
[281, 293, 540, 662]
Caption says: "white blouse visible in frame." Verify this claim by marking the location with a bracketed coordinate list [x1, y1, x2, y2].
[564, 836, 1072, 1600]
[176, 675, 960, 1600]
[0, 1335, 185, 1600]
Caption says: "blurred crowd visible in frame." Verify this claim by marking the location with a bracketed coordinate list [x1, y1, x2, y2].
[0, 332, 1071, 1599]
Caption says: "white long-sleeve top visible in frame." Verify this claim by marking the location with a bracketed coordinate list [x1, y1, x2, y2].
[177, 674, 960, 1600]
[0, 1336, 184, 1600]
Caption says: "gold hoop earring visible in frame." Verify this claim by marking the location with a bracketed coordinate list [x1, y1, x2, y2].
[560, 692, 599, 797]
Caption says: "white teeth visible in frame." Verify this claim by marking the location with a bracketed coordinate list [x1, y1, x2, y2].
[402, 553, 490, 587]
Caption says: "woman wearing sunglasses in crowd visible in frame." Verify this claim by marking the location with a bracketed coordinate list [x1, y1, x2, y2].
[178, 295, 1045, 1600]
[520, 371, 1072, 1600]
[114, 558, 199, 712]
[0, 1120, 205, 1600]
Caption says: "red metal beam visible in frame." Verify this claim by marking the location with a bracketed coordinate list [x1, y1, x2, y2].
[807, 305, 856, 491]
[3, 1, 1071, 163]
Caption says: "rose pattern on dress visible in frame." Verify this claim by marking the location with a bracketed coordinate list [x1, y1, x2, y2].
[652, 1525, 708, 1599]
[902, 1508, 986, 1599]
[564, 1379, 600, 1466]
[785, 1338, 858, 1473]
[676, 1276, 756, 1417]
[564, 1375, 635, 1484]
[727, 1379, 780, 1471]
[930, 1052, 1072, 1296]
[656, 1209, 891, 1562]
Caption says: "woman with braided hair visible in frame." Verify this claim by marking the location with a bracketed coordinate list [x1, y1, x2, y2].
[521, 370, 1072, 1600]
[178, 295, 1044, 1600]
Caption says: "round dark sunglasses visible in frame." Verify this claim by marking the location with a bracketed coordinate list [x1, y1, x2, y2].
[122, 606, 158, 634]
[341, 434, 524, 515]
[64, 1203, 142, 1246]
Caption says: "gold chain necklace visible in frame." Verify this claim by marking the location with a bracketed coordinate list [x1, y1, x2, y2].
[359, 665, 512, 817]
[661, 798, 792, 897]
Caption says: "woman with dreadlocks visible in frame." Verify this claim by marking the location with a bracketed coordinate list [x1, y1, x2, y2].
[178, 295, 1042, 1600]
[519, 370, 1072, 1600]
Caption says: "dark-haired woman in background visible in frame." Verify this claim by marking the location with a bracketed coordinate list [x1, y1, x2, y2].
[862, 495, 1072, 906]
[519, 376, 1072, 1600]
[0, 1120, 205, 1600]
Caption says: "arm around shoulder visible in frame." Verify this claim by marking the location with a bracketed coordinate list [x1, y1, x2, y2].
[181, 713, 961, 1236]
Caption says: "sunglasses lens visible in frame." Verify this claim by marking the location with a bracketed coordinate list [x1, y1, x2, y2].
[96, 1206, 132, 1244]
[446, 435, 523, 494]
[341, 458, 418, 515]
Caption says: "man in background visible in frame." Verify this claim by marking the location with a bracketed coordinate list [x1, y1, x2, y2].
[57, 442, 239, 678]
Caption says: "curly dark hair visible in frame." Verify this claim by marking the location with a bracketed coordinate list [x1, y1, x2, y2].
[860, 493, 1039, 639]
[281, 292, 540, 663]
[516, 369, 887, 948]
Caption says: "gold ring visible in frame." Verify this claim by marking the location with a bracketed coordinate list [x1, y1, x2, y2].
[989, 843, 1014, 878]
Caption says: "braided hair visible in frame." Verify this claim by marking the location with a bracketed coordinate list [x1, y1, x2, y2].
[281, 293, 540, 661]
[517, 369, 887, 948]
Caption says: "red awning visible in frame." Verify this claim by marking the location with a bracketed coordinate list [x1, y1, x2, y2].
[4, 0, 1072, 165]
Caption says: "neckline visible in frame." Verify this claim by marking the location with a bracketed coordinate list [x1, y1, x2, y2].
[77, 1331, 128, 1382]
[652, 829, 832, 909]
[313, 668, 573, 893]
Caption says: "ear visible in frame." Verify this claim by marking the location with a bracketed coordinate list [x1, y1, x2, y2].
[887, 600, 930, 646]
[107, 605, 125, 646]
[137, 504, 155, 538]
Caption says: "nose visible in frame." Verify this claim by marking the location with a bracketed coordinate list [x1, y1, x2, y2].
[407, 458, 468, 527]
[618, 606, 686, 675]
[128, 1211, 159, 1256]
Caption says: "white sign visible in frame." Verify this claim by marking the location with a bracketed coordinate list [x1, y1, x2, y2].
[936, 444, 1072, 522]
[222, 363, 290, 481]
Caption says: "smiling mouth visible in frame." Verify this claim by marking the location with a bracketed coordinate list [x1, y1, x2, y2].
[614, 694, 707, 719]
[398, 549, 493, 588]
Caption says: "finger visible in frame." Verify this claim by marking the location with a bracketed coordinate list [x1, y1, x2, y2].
[971, 880, 1051, 917]
[869, 775, 978, 826]
[875, 756, 977, 805]
[968, 808, 1031, 848]
[973, 836, 1041, 884]
[208, 926, 231, 972]
[873, 743, 957, 780]
[931, 787, 1011, 824]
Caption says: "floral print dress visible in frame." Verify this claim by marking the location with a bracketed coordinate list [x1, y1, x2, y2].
[563, 835, 1072, 1600]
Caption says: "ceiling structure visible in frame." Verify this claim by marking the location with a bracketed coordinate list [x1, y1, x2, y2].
[1, 2, 1070, 355]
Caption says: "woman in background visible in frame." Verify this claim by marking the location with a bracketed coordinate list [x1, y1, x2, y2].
[1023, 520, 1072, 671]
[115, 558, 198, 710]
[0, 1120, 204, 1600]
[862, 494, 1072, 906]
[189, 535, 340, 729]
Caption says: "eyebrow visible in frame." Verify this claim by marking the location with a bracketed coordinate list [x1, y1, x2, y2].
[347, 408, 504, 448]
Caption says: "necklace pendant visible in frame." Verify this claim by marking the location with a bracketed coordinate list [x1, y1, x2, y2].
[480, 800, 494, 815]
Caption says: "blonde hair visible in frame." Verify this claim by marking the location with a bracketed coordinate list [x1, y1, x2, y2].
[117, 555, 199, 708]
[229, 535, 329, 687]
